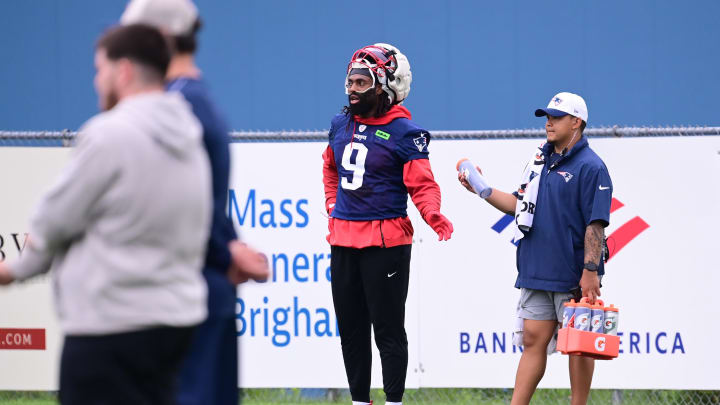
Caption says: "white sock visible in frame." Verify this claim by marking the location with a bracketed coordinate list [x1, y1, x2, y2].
[386, 402, 402, 405]
[352, 402, 371, 405]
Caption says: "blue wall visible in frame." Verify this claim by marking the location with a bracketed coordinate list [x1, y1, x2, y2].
[2, 0, 719, 131]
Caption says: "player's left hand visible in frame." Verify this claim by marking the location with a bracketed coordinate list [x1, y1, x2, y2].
[0, 262, 15, 286]
[580, 269, 601, 304]
[425, 211, 453, 241]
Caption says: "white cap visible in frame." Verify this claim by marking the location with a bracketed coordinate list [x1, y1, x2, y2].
[535, 92, 588, 123]
[120, 0, 198, 35]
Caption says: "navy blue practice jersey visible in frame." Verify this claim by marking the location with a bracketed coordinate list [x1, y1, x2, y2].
[328, 112, 430, 221]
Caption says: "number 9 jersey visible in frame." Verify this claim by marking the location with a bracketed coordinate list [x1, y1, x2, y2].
[328, 106, 430, 220]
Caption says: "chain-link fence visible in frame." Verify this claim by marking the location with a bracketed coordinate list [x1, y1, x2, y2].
[1, 127, 719, 404]
[1, 125, 720, 146]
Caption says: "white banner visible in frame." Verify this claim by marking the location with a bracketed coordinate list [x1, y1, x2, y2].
[0, 136, 718, 390]
[0, 148, 70, 390]
[409, 136, 720, 390]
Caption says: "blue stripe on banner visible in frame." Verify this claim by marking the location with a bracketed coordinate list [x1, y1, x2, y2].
[491, 214, 514, 233]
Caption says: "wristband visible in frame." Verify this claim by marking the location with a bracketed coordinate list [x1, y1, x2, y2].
[584, 262, 599, 272]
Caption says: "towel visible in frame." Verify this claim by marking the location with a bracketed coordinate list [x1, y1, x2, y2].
[513, 143, 546, 243]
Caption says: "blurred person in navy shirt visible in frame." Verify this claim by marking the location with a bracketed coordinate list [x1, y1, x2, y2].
[121, 1, 270, 404]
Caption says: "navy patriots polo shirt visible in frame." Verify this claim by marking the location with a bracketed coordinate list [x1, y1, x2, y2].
[515, 136, 613, 292]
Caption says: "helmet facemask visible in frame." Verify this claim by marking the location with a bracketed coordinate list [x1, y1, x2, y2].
[344, 45, 400, 104]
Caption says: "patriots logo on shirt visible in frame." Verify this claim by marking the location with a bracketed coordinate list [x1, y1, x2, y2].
[413, 133, 428, 152]
[534, 143, 546, 165]
[557, 171, 574, 182]
[534, 152, 545, 165]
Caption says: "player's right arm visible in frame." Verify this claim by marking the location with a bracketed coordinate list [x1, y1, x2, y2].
[458, 166, 516, 216]
[322, 120, 339, 215]
[322, 145, 338, 214]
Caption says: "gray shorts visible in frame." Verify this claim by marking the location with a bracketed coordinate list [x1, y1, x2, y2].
[516, 288, 575, 322]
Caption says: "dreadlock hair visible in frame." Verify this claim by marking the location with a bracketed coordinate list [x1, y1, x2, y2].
[342, 86, 393, 118]
[373, 92, 392, 117]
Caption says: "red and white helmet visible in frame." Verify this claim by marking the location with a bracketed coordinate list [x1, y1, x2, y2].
[344, 43, 412, 105]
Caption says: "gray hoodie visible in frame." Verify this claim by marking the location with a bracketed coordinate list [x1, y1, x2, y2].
[10, 91, 212, 335]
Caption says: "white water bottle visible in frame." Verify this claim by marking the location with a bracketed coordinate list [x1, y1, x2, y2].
[457, 158, 492, 198]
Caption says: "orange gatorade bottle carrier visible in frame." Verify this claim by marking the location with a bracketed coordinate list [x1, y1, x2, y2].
[557, 297, 620, 360]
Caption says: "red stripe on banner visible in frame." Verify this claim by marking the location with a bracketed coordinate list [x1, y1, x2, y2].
[607, 216, 649, 261]
[610, 198, 624, 214]
[0, 328, 46, 350]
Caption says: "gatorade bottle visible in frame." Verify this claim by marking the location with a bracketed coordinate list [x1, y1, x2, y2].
[590, 300, 605, 333]
[456, 159, 492, 198]
[604, 304, 619, 335]
[573, 300, 591, 331]
[562, 299, 577, 328]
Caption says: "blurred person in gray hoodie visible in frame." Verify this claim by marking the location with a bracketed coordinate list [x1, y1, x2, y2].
[0, 24, 211, 405]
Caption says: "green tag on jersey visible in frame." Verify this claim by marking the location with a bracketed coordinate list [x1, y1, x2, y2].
[375, 130, 391, 140]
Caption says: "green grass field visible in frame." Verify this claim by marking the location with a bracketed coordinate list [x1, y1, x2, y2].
[2, 389, 719, 404]
[0, 392, 56, 405]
